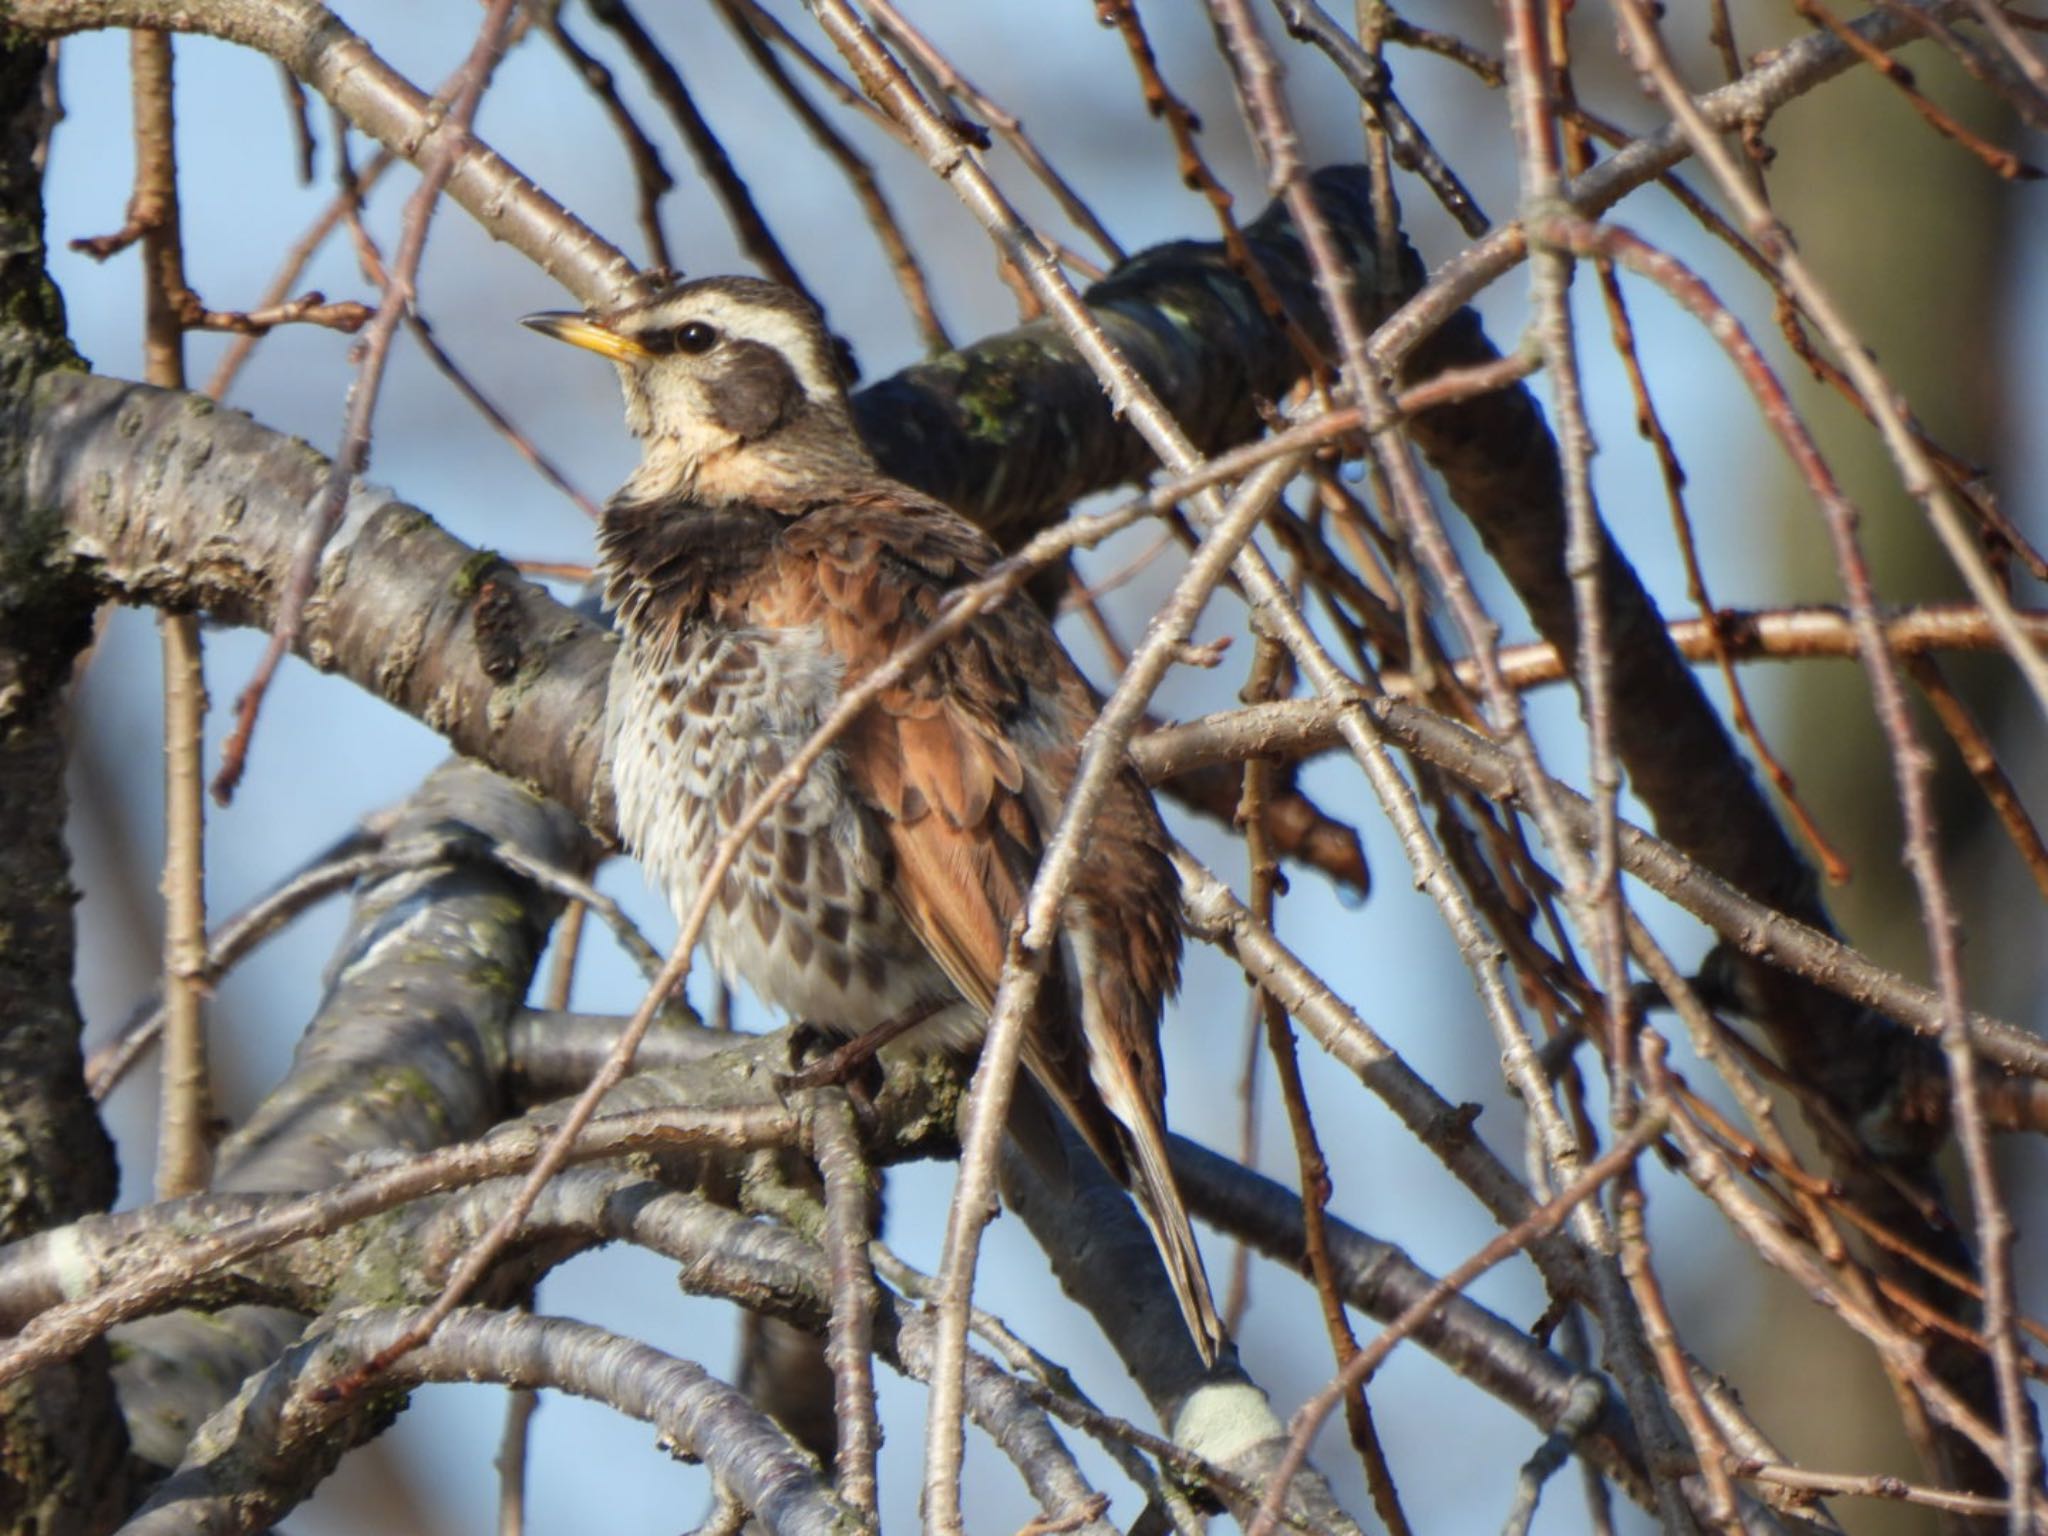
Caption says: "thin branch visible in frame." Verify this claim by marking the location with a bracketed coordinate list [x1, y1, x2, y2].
[20, 0, 645, 306]
[1246, 1108, 1673, 1536]
[204, 147, 394, 400]
[1150, 693, 2048, 1080]
[123, 25, 215, 1199]
[212, 0, 521, 801]
[586, 0, 808, 298]
[533, 0, 672, 270]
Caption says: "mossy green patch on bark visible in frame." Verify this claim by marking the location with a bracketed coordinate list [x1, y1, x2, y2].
[451, 546, 507, 597]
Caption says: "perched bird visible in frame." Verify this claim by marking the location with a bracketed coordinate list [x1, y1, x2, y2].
[524, 276, 1225, 1362]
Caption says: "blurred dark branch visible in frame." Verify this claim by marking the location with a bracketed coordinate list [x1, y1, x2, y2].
[1386, 187, 2002, 1498]
[0, 33, 133, 1531]
[106, 1306, 310, 1473]
[854, 181, 1395, 539]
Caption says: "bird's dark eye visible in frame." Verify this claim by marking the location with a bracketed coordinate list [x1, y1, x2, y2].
[674, 321, 719, 355]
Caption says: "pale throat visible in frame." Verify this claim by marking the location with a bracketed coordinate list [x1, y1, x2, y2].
[622, 425, 848, 508]
[622, 415, 738, 505]
[621, 396, 876, 508]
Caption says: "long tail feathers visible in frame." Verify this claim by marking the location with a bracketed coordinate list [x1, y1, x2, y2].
[1018, 1026, 1226, 1363]
[1117, 1094, 1227, 1365]
[1061, 938, 1226, 1364]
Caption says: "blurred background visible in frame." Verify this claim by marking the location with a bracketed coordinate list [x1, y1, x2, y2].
[36, 2, 2048, 1530]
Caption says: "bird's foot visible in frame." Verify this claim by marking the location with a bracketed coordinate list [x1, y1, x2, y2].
[779, 1000, 943, 1094]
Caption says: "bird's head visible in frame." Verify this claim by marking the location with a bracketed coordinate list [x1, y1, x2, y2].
[523, 275, 867, 506]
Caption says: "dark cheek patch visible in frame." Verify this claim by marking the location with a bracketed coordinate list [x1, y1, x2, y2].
[704, 340, 803, 441]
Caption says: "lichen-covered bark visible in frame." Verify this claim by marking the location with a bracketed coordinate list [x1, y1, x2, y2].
[214, 761, 588, 1193]
[98, 761, 588, 1483]
[0, 33, 133, 1535]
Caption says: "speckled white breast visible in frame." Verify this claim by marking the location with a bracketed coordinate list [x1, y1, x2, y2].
[607, 621, 962, 1035]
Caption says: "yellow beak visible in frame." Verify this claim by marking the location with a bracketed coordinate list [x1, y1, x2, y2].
[519, 311, 649, 363]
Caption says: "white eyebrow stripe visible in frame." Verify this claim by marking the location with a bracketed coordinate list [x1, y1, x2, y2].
[631, 294, 840, 401]
[711, 302, 838, 398]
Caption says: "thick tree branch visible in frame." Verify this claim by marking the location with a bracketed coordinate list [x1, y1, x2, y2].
[214, 761, 588, 1194]
[122, 1307, 850, 1536]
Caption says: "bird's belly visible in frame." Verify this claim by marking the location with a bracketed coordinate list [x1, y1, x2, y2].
[608, 626, 955, 1034]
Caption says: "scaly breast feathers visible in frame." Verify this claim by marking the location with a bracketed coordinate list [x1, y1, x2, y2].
[607, 622, 954, 1032]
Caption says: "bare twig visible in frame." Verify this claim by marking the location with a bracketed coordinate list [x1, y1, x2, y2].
[213, 0, 521, 801]
[494, 1380, 539, 1536]
[533, 0, 673, 270]
[714, 0, 949, 351]
[204, 148, 394, 400]
[1246, 1109, 1673, 1536]
[123, 26, 215, 1200]
[587, 0, 807, 298]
